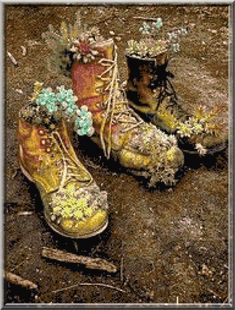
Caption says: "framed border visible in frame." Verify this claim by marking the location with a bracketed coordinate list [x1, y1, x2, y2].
[1, 0, 234, 309]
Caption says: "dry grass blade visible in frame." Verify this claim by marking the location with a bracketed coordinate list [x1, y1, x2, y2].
[4, 272, 38, 290]
[52, 282, 126, 294]
[133, 16, 157, 21]
[42, 247, 117, 273]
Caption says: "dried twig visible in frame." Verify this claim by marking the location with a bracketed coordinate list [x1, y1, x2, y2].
[17, 211, 33, 216]
[42, 247, 117, 273]
[208, 288, 223, 300]
[7, 51, 18, 66]
[120, 257, 124, 283]
[4, 272, 37, 290]
[10, 261, 25, 272]
[52, 282, 126, 294]
[120, 240, 124, 283]
[20, 45, 27, 56]
[11, 169, 19, 179]
[133, 16, 157, 21]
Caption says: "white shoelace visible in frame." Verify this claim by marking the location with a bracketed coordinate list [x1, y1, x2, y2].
[96, 45, 143, 159]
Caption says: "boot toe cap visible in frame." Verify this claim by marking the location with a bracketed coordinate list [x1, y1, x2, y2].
[59, 209, 108, 239]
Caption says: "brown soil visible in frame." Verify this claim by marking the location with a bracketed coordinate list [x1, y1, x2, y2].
[5, 4, 229, 305]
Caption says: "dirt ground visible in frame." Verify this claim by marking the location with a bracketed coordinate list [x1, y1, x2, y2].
[5, 4, 230, 305]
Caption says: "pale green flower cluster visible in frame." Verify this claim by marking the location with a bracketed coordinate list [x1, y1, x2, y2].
[126, 17, 188, 58]
[34, 84, 95, 137]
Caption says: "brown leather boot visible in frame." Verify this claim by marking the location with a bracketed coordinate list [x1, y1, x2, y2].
[126, 52, 227, 156]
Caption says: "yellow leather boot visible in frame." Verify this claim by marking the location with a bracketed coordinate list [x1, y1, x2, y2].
[18, 103, 108, 239]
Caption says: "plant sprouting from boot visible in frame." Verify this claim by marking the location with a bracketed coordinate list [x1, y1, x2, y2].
[20, 81, 95, 137]
[156, 103, 226, 154]
[42, 12, 104, 75]
[126, 17, 188, 58]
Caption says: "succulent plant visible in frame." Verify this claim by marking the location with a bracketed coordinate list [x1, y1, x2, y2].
[42, 12, 104, 74]
[126, 17, 188, 58]
[26, 82, 95, 137]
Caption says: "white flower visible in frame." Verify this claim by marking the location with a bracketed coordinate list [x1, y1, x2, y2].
[81, 105, 88, 112]
[70, 45, 77, 52]
[195, 143, 207, 156]
[87, 127, 95, 137]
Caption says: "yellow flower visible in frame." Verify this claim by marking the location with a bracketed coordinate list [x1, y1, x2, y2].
[166, 148, 176, 161]
[30, 81, 44, 101]
[177, 122, 193, 138]
[157, 109, 178, 129]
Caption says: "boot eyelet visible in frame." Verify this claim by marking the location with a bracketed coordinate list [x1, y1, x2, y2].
[46, 147, 51, 153]
[38, 129, 44, 135]
[46, 138, 51, 145]
[41, 139, 46, 146]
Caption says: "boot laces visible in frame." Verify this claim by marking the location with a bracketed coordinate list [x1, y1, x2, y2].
[97, 45, 144, 159]
[51, 130, 92, 191]
[152, 64, 179, 111]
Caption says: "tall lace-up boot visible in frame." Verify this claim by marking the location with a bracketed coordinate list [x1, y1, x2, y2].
[18, 103, 108, 238]
[71, 38, 184, 186]
[126, 52, 227, 156]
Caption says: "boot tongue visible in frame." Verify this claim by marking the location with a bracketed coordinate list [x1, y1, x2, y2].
[94, 38, 114, 60]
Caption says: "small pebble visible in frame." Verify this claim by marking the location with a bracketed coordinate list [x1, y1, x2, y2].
[115, 36, 122, 42]
[189, 23, 196, 29]
[109, 31, 115, 36]
[15, 89, 23, 94]
[211, 29, 217, 34]
[20, 45, 27, 56]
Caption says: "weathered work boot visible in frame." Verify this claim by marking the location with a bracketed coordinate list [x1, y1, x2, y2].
[71, 39, 184, 186]
[18, 104, 108, 238]
[126, 53, 227, 156]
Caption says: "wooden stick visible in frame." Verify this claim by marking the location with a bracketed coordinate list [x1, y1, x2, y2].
[52, 282, 126, 294]
[7, 51, 18, 66]
[42, 247, 117, 273]
[4, 272, 38, 290]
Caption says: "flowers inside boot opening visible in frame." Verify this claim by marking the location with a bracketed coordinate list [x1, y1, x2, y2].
[42, 12, 105, 75]
[20, 81, 95, 137]
[126, 17, 188, 58]
[19, 82, 108, 234]
[124, 17, 227, 155]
